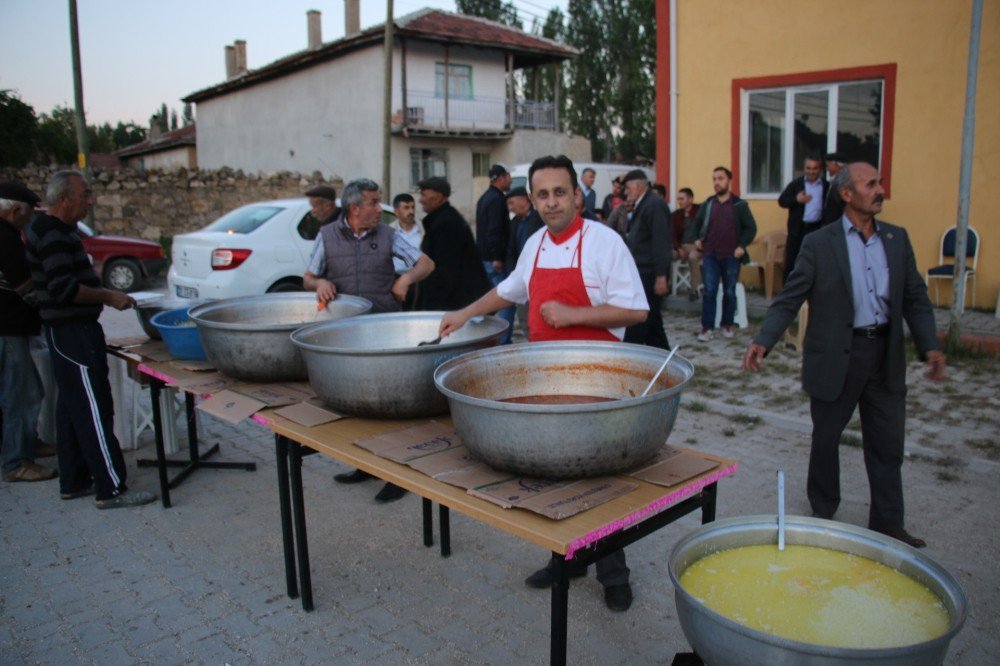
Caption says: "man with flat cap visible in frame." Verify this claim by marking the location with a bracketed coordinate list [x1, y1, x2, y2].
[303, 177, 435, 502]
[476, 164, 514, 343]
[823, 152, 846, 224]
[621, 168, 672, 349]
[415, 177, 491, 311]
[299, 185, 342, 240]
[0, 182, 57, 483]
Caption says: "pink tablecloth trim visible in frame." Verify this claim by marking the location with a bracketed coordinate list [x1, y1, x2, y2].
[564, 461, 739, 560]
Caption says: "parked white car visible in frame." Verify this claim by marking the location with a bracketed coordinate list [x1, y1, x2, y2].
[167, 198, 396, 301]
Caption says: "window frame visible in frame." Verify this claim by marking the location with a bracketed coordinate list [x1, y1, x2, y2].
[731, 64, 896, 199]
[434, 62, 474, 100]
[410, 148, 449, 189]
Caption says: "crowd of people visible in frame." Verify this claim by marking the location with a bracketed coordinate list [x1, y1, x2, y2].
[0, 150, 946, 616]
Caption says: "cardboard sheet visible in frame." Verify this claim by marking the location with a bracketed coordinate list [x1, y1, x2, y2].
[171, 372, 240, 395]
[354, 422, 462, 463]
[233, 383, 314, 408]
[274, 400, 345, 427]
[106, 335, 150, 349]
[196, 390, 267, 424]
[132, 340, 174, 362]
[170, 359, 216, 372]
[469, 477, 637, 520]
[628, 446, 720, 488]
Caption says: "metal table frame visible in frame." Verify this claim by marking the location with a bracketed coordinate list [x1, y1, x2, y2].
[272, 432, 722, 666]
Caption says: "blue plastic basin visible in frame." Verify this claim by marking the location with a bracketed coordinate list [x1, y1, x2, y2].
[150, 307, 207, 361]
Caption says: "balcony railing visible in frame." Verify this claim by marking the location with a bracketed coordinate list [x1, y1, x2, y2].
[402, 90, 556, 132]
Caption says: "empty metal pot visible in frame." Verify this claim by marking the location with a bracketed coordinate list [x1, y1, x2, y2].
[668, 515, 967, 666]
[433, 341, 694, 478]
[291, 312, 508, 418]
[189, 293, 372, 382]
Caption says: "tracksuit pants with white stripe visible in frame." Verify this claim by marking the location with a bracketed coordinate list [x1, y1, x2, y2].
[46, 321, 127, 500]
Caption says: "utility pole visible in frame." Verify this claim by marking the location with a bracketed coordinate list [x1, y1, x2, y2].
[382, 0, 395, 196]
[948, 0, 982, 352]
[68, 0, 94, 227]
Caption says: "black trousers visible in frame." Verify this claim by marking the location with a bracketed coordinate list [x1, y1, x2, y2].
[783, 221, 822, 281]
[808, 335, 906, 532]
[46, 321, 128, 500]
[543, 548, 630, 587]
[624, 272, 670, 349]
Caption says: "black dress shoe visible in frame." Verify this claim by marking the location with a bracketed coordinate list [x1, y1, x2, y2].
[334, 469, 375, 484]
[811, 511, 834, 520]
[604, 583, 633, 611]
[373, 482, 407, 503]
[524, 563, 588, 588]
[875, 527, 926, 549]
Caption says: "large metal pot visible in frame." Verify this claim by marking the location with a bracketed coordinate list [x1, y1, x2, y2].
[136, 297, 205, 339]
[433, 341, 694, 478]
[291, 312, 508, 418]
[189, 293, 372, 382]
[668, 515, 967, 666]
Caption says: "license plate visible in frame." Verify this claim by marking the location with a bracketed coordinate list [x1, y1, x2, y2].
[176, 285, 199, 299]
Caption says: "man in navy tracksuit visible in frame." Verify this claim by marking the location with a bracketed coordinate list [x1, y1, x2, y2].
[24, 170, 155, 509]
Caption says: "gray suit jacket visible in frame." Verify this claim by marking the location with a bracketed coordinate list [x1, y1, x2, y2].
[754, 219, 939, 401]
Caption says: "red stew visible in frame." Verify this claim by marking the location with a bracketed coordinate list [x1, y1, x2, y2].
[501, 394, 617, 405]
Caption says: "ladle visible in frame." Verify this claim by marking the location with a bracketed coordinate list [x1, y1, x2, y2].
[777, 469, 786, 551]
[641, 345, 679, 397]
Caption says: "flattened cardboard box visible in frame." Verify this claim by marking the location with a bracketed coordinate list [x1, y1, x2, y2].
[196, 390, 267, 425]
[469, 477, 637, 520]
[354, 421, 462, 463]
[629, 446, 720, 487]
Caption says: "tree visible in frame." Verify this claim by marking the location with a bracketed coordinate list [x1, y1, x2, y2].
[149, 102, 169, 134]
[36, 105, 78, 165]
[112, 121, 146, 148]
[456, 0, 521, 28]
[182, 102, 195, 126]
[565, 0, 612, 160]
[0, 90, 39, 167]
[170, 109, 179, 131]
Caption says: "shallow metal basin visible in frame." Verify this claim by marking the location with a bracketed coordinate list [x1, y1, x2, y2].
[189, 293, 372, 382]
[433, 341, 694, 478]
[136, 297, 205, 339]
[668, 515, 967, 666]
[291, 312, 508, 418]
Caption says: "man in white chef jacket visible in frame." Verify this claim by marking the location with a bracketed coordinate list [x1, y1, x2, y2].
[440, 154, 648, 612]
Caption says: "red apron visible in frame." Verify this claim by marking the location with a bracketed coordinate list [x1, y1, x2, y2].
[527, 217, 619, 343]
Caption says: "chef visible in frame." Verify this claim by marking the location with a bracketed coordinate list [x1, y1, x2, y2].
[439, 154, 648, 612]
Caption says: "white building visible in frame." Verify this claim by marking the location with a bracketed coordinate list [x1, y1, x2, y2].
[115, 124, 197, 170]
[184, 7, 589, 219]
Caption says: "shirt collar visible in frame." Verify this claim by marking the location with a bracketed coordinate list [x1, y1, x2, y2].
[842, 215, 881, 237]
[341, 217, 373, 239]
[548, 215, 584, 245]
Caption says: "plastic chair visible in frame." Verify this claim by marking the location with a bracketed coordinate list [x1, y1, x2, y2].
[784, 302, 809, 352]
[670, 259, 692, 294]
[743, 230, 786, 300]
[714, 282, 749, 329]
[926, 226, 979, 307]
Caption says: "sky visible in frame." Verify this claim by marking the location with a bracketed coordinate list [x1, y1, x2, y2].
[0, 0, 568, 127]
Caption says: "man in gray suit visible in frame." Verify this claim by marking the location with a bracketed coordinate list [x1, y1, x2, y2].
[743, 162, 946, 549]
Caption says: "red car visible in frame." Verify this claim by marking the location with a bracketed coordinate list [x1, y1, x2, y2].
[76, 221, 167, 292]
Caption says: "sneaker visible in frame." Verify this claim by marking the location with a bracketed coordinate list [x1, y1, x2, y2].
[721, 326, 735, 339]
[3, 461, 58, 482]
[696, 329, 713, 342]
[95, 489, 157, 510]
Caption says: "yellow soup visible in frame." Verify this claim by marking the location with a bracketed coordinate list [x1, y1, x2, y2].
[679, 544, 950, 648]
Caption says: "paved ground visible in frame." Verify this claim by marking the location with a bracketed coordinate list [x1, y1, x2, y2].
[1, 292, 997, 664]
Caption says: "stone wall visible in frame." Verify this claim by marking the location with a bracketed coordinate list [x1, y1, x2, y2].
[1, 166, 342, 243]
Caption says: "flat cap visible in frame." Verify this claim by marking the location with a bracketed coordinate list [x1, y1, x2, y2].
[0, 181, 41, 206]
[417, 177, 451, 197]
[824, 152, 845, 163]
[621, 169, 648, 184]
[488, 163, 509, 180]
[506, 186, 529, 200]
[305, 185, 338, 201]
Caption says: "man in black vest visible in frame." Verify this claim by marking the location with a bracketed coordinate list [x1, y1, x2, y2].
[303, 178, 434, 502]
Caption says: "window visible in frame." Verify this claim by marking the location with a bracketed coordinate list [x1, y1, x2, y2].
[410, 148, 449, 188]
[435, 63, 473, 99]
[472, 153, 491, 178]
[735, 65, 895, 197]
[202, 205, 282, 234]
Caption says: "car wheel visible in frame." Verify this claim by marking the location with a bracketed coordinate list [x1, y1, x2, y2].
[104, 259, 143, 292]
[267, 278, 304, 293]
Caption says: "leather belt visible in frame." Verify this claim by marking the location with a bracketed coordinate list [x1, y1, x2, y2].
[853, 324, 889, 338]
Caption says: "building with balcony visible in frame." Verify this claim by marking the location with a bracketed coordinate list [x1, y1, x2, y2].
[184, 7, 589, 219]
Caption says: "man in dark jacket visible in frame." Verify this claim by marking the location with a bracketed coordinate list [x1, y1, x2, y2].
[476, 164, 514, 343]
[416, 177, 491, 311]
[621, 169, 672, 349]
[24, 171, 154, 508]
[0, 182, 57, 483]
[693, 166, 757, 341]
[504, 187, 544, 269]
[778, 155, 829, 281]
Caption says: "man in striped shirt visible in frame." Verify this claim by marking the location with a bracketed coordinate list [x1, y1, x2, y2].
[24, 170, 155, 509]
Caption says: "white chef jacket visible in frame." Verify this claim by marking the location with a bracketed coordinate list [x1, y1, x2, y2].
[496, 218, 649, 340]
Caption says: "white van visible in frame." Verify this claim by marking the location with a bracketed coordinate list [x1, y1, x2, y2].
[508, 162, 656, 217]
